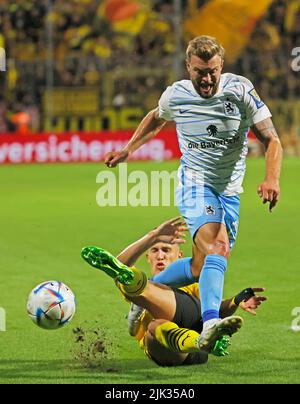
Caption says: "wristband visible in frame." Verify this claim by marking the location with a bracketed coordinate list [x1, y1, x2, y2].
[233, 288, 255, 306]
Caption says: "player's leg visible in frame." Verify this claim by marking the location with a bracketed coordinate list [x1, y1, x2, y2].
[191, 221, 243, 349]
[81, 246, 136, 284]
[128, 282, 178, 320]
[182, 186, 242, 345]
[151, 184, 230, 286]
[126, 282, 178, 337]
[194, 221, 230, 323]
[144, 319, 208, 366]
[81, 246, 149, 296]
[149, 220, 243, 353]
[145, 319, 230, 365]
[153, 182, 242, 331]
[149, 181, 203, 287]
[144, 319, 189, 366]
[150, 242, 205, 286]
[128, 273, 231, 359]
[193, 192, 240, 324]
[147, 289, 232, 357]
[190, 243, 205, 277]
[81, 246, 179, 318]
[150, 289, 203, 355]
[81, 247, 234, 356]
[151, 257, 196, 287]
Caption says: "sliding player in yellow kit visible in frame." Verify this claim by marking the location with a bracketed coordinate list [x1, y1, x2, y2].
[81, 218, 266, 366]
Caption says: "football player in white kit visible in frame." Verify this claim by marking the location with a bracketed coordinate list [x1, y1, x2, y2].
[104, 36, 282, 353]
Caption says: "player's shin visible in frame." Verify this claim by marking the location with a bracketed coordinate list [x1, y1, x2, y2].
[199, 254, 227, 328]
[154, 321, 200, 353]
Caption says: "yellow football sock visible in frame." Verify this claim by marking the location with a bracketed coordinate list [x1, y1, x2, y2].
[155, 321, 200, 353]
[119, 266, 148, 297]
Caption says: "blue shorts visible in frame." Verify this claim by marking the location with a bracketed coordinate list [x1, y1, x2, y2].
[176, 183, 240, 250]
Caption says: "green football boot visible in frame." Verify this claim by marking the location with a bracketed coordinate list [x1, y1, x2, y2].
[81, 246, 134, 285]
[211, 336, 231, 357]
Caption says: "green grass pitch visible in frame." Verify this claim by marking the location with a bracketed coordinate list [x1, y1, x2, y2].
[0, 158, 299, 384]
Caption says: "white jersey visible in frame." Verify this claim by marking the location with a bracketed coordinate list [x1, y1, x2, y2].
[158, 73, 272, 195]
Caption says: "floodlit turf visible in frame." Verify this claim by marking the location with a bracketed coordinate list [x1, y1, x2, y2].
[0, 158, 300, 384]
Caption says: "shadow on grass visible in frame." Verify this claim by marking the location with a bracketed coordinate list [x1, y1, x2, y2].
[1, 355, 298, 384]
[0, 358, 196, 383]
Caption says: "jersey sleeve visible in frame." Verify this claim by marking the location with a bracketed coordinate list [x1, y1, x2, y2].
[240, 77, 272, 125]
[158, 85, 174, 121]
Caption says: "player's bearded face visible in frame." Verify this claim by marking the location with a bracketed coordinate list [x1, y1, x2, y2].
[187, 54, 224, 98]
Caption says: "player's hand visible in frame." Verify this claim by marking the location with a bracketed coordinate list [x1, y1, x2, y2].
[152, 217, 188, 245]
[104, 150, 129, 168]
[239, 288, 267, 316]
[257, 180, 280, 212]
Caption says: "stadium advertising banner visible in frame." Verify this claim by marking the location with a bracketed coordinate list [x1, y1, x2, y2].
[0, 130, 181, 164]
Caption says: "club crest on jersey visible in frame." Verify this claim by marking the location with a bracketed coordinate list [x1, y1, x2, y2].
[205, 205, 216, 215]
[223, 100, 238, 116]
[248, 88, 265, 109]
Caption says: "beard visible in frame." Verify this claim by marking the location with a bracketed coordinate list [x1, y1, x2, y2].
[192, 79, 219, 98]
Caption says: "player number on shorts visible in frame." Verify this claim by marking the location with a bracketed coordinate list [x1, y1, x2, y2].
[291, 307, 300, 332]
[0, 307, 6, 331]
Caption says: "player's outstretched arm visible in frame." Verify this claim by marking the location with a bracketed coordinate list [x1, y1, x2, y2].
[104, 107, 167, 168]
[220, 287, 267, 317]
[251, 117, 283, 212]
[117, 217, 187, 267]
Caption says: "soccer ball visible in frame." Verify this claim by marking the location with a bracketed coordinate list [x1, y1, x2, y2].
[27, 281, 76, 330]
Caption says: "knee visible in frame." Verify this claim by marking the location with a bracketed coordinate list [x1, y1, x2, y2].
[147, 319, 168, 337]
[205, 240, 230, 259]
[191, 240, 230, 276]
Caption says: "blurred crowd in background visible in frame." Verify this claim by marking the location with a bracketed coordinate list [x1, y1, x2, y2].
[0, 0, 299, 141]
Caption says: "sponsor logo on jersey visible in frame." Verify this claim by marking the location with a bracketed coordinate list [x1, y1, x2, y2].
[188, 141, 199, 149]
[248, 88, 265, 109]
[187, 134, 240, 150]
[207, 125, 218, 137]
[179, 109, 191, 114]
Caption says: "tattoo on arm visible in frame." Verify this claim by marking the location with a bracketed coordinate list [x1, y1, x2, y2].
[251, 118, 280, 146]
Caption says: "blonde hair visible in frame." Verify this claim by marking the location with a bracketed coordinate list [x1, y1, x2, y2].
[186, 36, 225, 62]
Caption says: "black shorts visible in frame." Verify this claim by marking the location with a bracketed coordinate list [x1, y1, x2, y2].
[172, 288, 203, 334]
